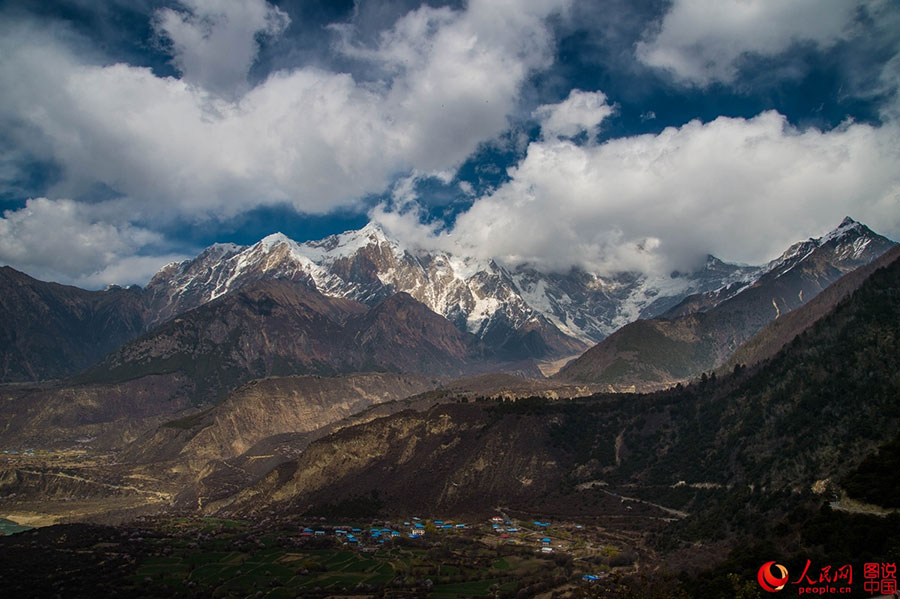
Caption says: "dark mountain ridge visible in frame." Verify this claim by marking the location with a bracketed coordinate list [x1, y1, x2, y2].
[78, 279, 525, 404]
[724, 243, 900, 371]
[556, 217, 895, 390]
[0, 267, 147, 382]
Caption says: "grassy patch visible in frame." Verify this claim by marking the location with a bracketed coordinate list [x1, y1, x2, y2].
[492, 557, 510, 570]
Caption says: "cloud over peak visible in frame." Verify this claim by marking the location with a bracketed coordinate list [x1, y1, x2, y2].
[426, 110, 900, 276]
[0, 0, 570, 285]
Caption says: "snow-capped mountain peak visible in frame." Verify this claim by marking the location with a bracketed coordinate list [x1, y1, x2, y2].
[830, 216, 861, 237]
[303, 220, 402, 262]
[762, 217, 881, 278]
[818, 216, 877, 260]
[258, 232, 295, 251]
[145, 217, 894, 359]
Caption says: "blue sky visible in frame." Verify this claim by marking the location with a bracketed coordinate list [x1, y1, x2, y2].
[1, 0, 898, 286]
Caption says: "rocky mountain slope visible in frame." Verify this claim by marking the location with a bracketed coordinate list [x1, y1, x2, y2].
[206, 400, 578, 517]
[723, 243, 900, 371]
[0, 373, 195, 451]
[556, 218, 895, 390]
[160, 372, 605, 509]
[206, 244, 900, 519]
[124, 373, 439, 467]
[0, 267, 147, 382]
[80, 280, 515, 403]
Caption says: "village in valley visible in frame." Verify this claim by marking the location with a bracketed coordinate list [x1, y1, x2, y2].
[0, 508, 644, 598]
[302, 514, 590, 558]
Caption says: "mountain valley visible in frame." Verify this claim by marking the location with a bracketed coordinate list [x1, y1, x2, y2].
[1, 218, 898, 599]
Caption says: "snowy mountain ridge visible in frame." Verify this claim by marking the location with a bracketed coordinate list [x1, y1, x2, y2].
[145, 217, 891, 359]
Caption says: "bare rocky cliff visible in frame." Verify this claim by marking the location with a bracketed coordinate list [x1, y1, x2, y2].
[208, 402, 572, 517]
[125, 373, 439, 467]
[0, 373, 194, 451]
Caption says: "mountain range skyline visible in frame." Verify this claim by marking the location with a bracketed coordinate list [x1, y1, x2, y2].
[2, 214, 893, 388]
[11, 214, 889, 289]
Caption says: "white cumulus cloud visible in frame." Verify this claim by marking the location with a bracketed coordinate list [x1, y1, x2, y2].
[0, 0, 570, 285]
[637, 0, 860, 85]
[0, 198, 189, 287]
[3, 0, 898, 288]
[534, 89, 614, 140]
[153, 0, 291, 96]
[409, 111, 900, 275]
[0, 0, 568, 220]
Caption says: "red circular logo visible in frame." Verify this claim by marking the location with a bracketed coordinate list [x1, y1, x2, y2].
[758, 562, 789, 592]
